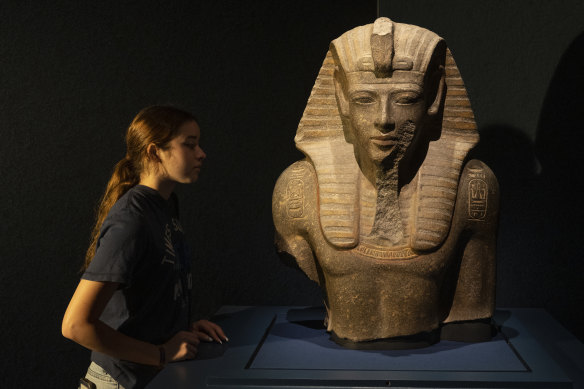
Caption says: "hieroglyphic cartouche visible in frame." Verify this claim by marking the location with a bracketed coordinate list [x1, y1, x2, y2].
[468, 168, 488, 221]
[286, 165, 306, 219]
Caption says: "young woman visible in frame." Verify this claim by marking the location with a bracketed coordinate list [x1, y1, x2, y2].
[62, 106, 227, 389]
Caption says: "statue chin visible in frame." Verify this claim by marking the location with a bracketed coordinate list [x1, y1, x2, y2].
[272, 17, 499, 347]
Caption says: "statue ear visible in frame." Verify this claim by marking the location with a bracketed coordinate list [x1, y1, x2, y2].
[426, 65, 445, 117]
[334, 68, 350, 117]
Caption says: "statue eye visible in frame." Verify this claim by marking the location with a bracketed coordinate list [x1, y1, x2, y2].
[395, 93, 421, 105]
[351, 94, 376, 105]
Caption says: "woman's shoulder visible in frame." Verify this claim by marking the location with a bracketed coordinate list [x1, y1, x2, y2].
[107, 185, 166, 224]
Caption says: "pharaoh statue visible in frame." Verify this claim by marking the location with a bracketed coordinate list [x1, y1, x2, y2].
[272, 17, 499, 347]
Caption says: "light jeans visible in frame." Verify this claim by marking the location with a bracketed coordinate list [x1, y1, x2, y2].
[80, 362, 125, 389]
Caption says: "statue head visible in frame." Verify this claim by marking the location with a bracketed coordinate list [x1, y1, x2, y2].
[332, 17, 446, 182]
[294, 18, 479, 251]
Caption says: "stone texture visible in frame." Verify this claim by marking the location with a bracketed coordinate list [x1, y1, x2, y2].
[272, 17, 499, 344]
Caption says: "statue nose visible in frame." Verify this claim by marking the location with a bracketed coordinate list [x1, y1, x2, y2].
[375, 98, 395, 133]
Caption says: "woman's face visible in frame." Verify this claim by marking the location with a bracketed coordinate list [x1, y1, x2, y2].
[158, 120, 206, 183]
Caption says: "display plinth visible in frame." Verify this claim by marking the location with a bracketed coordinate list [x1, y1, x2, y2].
[148, 307, 583, 388]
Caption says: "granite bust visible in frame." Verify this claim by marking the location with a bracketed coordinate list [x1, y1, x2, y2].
[272, 17, 499, 346]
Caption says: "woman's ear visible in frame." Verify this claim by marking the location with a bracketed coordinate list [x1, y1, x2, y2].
[426, 65, 445, 117]
[145, 143, 160, 162]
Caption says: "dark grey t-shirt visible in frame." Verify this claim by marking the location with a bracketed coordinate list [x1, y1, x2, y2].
[82, 185, 192, 389]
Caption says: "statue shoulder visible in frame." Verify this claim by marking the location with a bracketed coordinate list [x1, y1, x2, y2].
[456, 159, 500, 233]
[272, 160, 317, 232]
[445, 159, 499, 322]
[272, 160, 320, 283]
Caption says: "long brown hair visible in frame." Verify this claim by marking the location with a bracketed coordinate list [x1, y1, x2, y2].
[83, 105, 198, 271]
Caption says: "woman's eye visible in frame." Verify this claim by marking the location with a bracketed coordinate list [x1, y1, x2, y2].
[184, 143, 196, 149]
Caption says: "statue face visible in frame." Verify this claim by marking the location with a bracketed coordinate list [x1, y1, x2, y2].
[344, 71, 427, 166]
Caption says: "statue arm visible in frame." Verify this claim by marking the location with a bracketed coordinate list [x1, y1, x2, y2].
[272, 160, 320, 284]
[445, 159, 500, 322]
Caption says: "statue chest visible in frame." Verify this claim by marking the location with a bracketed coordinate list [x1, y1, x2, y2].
[308, 232, 462, 340]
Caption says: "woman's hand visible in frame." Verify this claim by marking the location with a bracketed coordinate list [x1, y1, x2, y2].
[162, 330, 201, 362]
[191, 320, 228, 344]
[161, 320, 227, 363]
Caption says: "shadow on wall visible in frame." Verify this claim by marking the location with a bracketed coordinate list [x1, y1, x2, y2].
[534, 31, 584, 341]
[468, 31, 584, 342]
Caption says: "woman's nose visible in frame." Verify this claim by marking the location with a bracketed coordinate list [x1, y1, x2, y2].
[198, 147, 206, 160]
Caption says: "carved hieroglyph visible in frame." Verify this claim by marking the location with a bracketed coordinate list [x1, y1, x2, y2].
[273, 17, 499, 343]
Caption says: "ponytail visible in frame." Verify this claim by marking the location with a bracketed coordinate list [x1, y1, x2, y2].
[83, 157, 139, 271]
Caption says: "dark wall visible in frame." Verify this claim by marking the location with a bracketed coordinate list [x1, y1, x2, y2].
[380, 0, 584, 342]
[1, 1, 582, 387]
[0, 1, 376, 387]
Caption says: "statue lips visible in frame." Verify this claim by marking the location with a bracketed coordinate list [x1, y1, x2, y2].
[371, 134, 398, 149]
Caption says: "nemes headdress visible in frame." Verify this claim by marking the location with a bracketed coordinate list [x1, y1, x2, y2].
[295, 17, 479, 251]
[332, 17, 440, 76]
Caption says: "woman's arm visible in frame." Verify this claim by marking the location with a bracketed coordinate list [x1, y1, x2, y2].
[62, 279, 200, 366]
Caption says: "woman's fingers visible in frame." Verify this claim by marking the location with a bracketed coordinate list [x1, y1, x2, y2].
[182, 330, 201, 345]
[185, 343, 198, 359]
[204, 321, 228, 342]
[192, 320, 229, 343]
[213, 324, 228, 342]
[194, 330, 214, 342]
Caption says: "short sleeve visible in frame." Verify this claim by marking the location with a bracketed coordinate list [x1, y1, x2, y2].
[82, 211, 146, 285]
